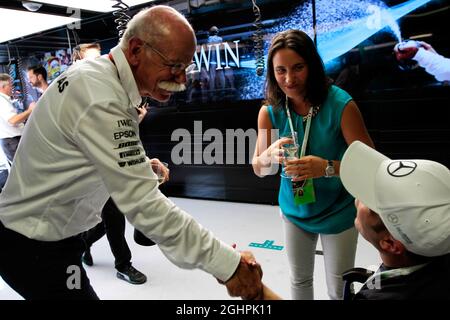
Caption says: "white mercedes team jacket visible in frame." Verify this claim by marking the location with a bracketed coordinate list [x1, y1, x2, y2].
[0, 45, 240, 282]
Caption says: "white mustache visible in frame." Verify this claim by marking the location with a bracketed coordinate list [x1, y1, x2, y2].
[158, 81, 186, 92]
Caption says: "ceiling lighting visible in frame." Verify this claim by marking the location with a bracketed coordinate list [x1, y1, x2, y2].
[22, 1, 43, 12]
[33, 0, 155, 13]
[0, 8, 79, 43]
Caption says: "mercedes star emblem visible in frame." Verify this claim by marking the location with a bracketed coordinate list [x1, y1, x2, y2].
[387, 161, 417, 177]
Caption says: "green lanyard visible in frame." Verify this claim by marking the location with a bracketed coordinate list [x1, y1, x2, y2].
[284, 96, 313, 157]
[299, 107, 313, 158]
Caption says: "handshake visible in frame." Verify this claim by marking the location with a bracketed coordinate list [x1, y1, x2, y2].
[219, 245, 281, 300]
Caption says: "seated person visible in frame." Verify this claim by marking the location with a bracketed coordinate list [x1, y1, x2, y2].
[259, 141, 450, 300]
[340, 141, 450, 300]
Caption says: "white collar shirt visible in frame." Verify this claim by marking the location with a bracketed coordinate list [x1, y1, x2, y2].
[0, 92, 24, 139]
[0, 45, 239, 282]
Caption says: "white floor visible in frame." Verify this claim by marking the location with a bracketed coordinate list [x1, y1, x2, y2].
[0, 197, 380, 300]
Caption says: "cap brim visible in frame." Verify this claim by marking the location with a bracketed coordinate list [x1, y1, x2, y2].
[341, 141, 389, 211]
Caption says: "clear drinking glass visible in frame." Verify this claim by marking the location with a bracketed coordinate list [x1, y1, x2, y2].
[280, 132, 298, 180]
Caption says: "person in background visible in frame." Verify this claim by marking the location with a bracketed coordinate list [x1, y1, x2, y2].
[72, 43, 103, 62]
[252, 29, 373, 300]
[334, 51, 362, 98]
[0, 6, 262, 300]
[0, 73, 34, 165]
[206, 26, 225, 98]
[72, 42, 149, 285]
[341, 141, 450, 299]
[27, 65, 49, 94]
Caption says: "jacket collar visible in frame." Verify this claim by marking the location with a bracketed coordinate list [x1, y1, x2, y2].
[109, 45, 142, 108]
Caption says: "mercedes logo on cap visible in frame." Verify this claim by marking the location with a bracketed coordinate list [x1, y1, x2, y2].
[387, 161, 417, 177]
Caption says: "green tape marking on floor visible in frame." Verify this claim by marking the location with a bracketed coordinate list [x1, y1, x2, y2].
[249, 240, 283, 251]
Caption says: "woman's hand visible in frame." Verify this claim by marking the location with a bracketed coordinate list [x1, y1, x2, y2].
[285, 155, 327, 181]
[258, 137, 294, 167]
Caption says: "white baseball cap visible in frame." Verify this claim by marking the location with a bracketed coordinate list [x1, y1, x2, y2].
[341, 141, 450, 257]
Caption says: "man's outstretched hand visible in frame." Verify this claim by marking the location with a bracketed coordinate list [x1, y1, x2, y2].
[224, 251, 263, 300]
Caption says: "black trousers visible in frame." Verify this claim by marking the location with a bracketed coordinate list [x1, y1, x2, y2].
[0, 168, 8, 192]
[0, 136, 21, 164]
[0, 221, 99, 300]
[83, 197, 156, 271]
[82, 197, 132, 272]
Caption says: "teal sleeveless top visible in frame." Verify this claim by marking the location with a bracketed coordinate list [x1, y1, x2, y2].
[267, 85, 356, 234]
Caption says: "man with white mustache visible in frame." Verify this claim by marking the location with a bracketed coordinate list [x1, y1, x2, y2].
[158, 81, 186, 92]
[0, 5, 262, 300]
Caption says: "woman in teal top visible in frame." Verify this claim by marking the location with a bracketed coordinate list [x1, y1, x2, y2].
[252, 30, 374, 300]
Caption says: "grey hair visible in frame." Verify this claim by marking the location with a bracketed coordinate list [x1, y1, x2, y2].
[0, 73, 12, 88]
[119, 5, 192, 50]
